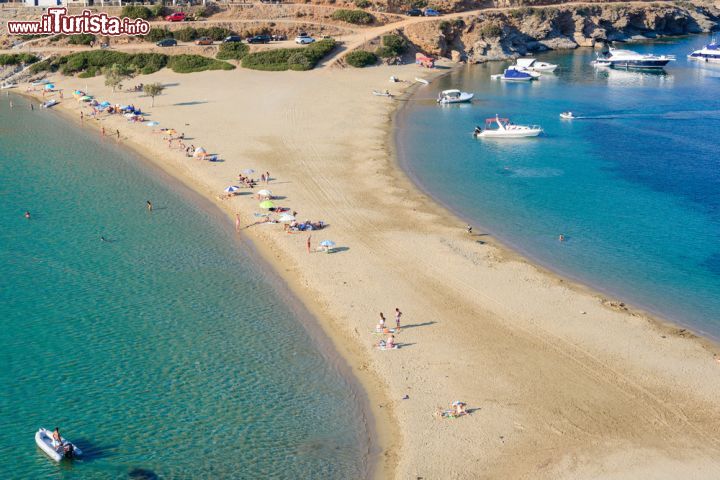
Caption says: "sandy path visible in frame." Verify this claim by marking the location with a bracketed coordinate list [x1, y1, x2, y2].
[19, 61, 720, 479]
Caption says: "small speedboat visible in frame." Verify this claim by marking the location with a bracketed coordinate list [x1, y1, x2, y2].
[491, 68, 534, 82]
[559, 111, 575, 119]
[0, 82, 17, 90]
[513, 58, 558, 72]
[473, 115, 543, 139]
[437, 89, 474, 104]
[42, 99, 58, 108]
[508, 66, 541, 79]
[372, 90, 393, 97]
[35, 428, 82, 462]
[415, 77, 430, 85]
[688, 39, 720, 63]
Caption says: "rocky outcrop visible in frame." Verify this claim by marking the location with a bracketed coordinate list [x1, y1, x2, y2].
[405, 2, 720, 62]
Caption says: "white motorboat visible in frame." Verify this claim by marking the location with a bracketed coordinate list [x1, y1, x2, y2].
[473, 115, 543, 138]
[437, 89, 474, 104]
[0, 82, 17, 89]
[372, 90, 393, 97]
[35, 428, 82, 462]
[491, 68, 534, 82]
[42, 99, 58, 108]
[593, 47, 675, 69]
[415, 77, 430, 85]
[559, 111, 575, 119]
[508, 66, 541, 79]
[688, 39, 720, 63]
[513, 57, 558, 72]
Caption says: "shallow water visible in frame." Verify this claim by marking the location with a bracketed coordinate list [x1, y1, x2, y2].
[400, 34, 720, 336]
[0, 95, 367, 478]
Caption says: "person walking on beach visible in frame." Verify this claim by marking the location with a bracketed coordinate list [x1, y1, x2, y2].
[80, 111, 84, 122]
[306, 235, 312, 254]
[101, 126, 105, 137]
[116, 129, 120, 140]
[30, 103, 34, 111]
[395, 308, 402, 330]
[235, 214, 241, 232]
[260, 173, 266, 183]
[265, 171, 270, 184]
[466, 224, 473, 234]
[146, 200, 153, 212]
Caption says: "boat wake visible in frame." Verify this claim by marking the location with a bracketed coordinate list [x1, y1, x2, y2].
[570, 110, 720, 121]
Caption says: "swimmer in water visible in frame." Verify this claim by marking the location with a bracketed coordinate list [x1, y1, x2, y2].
[100, 236, 107, 242]
[558, 234, 565, 242]
[146, 200, 153, 212]
[24, 211, 31, 219]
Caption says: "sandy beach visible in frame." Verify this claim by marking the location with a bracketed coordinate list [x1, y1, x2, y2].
[18, 63, 720, 478]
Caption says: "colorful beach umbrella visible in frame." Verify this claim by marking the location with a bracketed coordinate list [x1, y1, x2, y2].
[241, 169, 255, 174]
[145, 121, 160, 127]
[80, 96, 92, 102]
[319, 240, 336, 247]
[259, 200, 275, 210]
[256, 189, 272, 197]
[224, 186, 240, 193]
[44, 84, 54, 89]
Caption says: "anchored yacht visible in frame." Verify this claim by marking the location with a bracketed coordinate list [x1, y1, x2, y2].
[592, 47, 675, 69]
[688, 39, 720, 63]
[473, 115, 543, 139]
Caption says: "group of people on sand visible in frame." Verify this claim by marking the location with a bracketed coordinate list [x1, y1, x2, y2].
[375, 309, 403, 349]
[284, 219, 325, 233]
[436, 401, 468, 418]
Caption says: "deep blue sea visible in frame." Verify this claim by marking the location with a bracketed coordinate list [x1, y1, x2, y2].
[400, 34, 720, 336]
[0, 94, 367, 478]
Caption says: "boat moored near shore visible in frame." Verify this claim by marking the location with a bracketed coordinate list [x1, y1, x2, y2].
[437, 89, 474, 104]
[35, 428, 82, 462]
[473, 115, 543, 138]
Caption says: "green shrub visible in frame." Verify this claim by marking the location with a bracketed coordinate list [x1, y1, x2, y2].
[346, 50, 377, 67]
[479, 23, 503, 38]
[216, 42, 249, 60]
[78, 67, 98, 78]
[121, 5, 153, 20]
[173, 27, 197, 42]
[376, 34, 407, 58]
[355, 0, 371, 7]
[167, 54, 235, 73]
[29, 58, 53, 73]
[151, 4, 168, 18]
[287, 52, 312, 70]
[0, 53, 40, 66]
[67, 34, 95, 45]
[331, 9, 374, 24]
[203, 26, 232, 41]
[242, 38, 336, 71]
[145, 28, 172, 42]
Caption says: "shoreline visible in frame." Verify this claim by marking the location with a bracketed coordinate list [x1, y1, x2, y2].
[8, 89, 388, 479]
[392, 89, 720, 344]
[16, 61, 720, 477]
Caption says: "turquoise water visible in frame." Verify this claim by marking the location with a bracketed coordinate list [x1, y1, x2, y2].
[0, 95, 368, 478]
[400, 34, 720, 336]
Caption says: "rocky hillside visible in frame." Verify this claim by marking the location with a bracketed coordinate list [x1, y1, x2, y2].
[404, 2, 720, 62]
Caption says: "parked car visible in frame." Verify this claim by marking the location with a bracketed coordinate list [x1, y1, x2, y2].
[271, 34, 287, 41]
[195, 37, 213, 45]
[247, 35, 272, 44]
[156, 38, 177, 47]
[424, 8, 441, 16]
[165, 12, 187, 22]
[295, 35, 315, 45]
[406, 8, 422, 16]
[223, 35, 243, 43]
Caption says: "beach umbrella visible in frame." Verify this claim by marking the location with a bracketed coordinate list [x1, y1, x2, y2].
[99, 101, 111, 107]
[278, 214, 295, 222]
[319, 240, 336, 247]
[256, 189, 272, 197]
[44, 84, 54, 89]
[80, 96, 92, 102]
[145, 121, 160, 127]
[259, 200, 275, 210]
[241, 169, 255, 174]
[224, 186, 240, 193]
